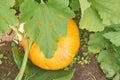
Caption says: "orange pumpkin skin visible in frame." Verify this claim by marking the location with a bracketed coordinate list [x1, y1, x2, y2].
[21, 19, 80, 70]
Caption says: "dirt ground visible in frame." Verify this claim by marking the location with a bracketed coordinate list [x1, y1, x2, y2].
[72, 54, 107, 80]
[0, 30, 107, 80]
[0, 31, 18, 80]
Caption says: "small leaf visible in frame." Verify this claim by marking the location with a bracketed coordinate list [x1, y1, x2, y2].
[112, 73, 120, 80]
[88, 32, 106, 53]
[0, 0, 15, 8]
[97, 50, 120, 77]
[14, 0, 24, 11]
[80, 7, 105, 32]
[17, 0, 24, 4]
[12, 46, 23, 69]
[70, 0, 80, 11]
[79, 0, 90, 17]
[103, 31, 120, 47]
[20, 0, 75, 58]
[89, 0, 120, 25]
[0, 0, 19, 37]
[0, 54, 4, 59]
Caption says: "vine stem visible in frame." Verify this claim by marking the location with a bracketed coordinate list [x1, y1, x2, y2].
[15, 38, 32, 80]
[9, 25, 23, 37]
[9, 25, 32, 80]
[41, 0, 45, 4]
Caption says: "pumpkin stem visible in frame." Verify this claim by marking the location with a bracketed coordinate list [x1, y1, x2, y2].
[15, 36, 33, 80]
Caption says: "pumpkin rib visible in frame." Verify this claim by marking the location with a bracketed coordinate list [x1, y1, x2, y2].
[20, 18, 80, 70]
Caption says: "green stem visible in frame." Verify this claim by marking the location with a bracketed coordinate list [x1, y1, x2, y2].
[9, 25, 31, 80]
[9, 25, 23, 37]
[15, 37, 32, 80]
[41, 0, 45, 4]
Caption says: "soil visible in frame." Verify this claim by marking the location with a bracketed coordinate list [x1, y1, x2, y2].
[0, 30, 18, 80]
[72, 54, 107, 80]
[0, 30, 107, 80]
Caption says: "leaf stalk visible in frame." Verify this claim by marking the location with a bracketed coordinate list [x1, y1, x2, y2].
[15, 37, 32, 80]
[9, 25, 23, 37]
[41, 0, 45, 4]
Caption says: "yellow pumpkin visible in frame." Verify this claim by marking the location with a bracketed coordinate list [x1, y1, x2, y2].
[20, 19, 80, 70]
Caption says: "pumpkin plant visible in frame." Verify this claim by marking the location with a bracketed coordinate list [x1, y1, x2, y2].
[80, 0, 120, 79]
[0, 0, 81, 80]
[0, 0, 80, 79]
[20, 18, 80, 70]
[1, 0, 120, 80]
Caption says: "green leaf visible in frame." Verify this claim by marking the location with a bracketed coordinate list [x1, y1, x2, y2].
[88, 32, 107, 53]
[79, 0, 90, 17]
[70, 0, 80, 11]
[114, 25, 120, 31]
[0, 0, 19, 37]
[54, 72, 73, 80]
[103, 31, 120, 47]
[12, 46, 23, 69]
[14, 0, 24, 11]
[112, 73, 120, 80]
[26, 62, 73, 80]
[0, 53, 4, 59]
[97, 50, 120, 78]
[0, 0, 15, 8]
[89, 0, 120, 25]
[112, 46, 120, 65]
[17, 0, 24, 4]
[20, 0, 75, 58]
[80, 6, 105, 32]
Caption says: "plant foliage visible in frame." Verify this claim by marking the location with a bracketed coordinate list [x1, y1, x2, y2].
[12, 46, 73, 80]
[70, 0, 80, 11]
[0, 0, 19, 37]
[80, 0, 120, 79]
[20, 0, 75, 58]
[1, 0, 120, 79]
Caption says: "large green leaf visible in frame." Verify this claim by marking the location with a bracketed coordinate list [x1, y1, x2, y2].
[79, 0, 90, 17]
[88, 32, 107, 53]
[0, 0, 19, 37]
[20, 0, 75, 58]
[26, 63, 73, 80]
[97, 50, 120, 78]
[80, 6, 105, 32]
[89, 0, 120, 25]
[103, 31, 120, 47]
